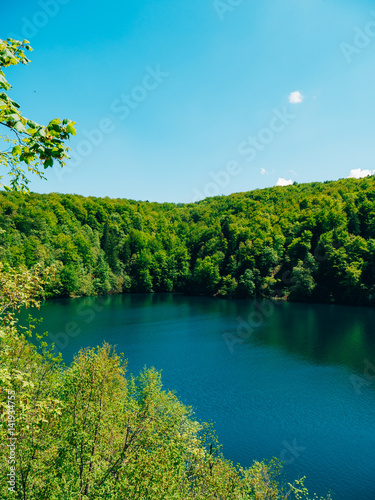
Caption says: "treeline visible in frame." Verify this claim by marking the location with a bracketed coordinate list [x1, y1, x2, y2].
[1, 176, 375, 305]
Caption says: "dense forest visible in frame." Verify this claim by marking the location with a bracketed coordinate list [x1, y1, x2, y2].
[1, 176, 375, 306]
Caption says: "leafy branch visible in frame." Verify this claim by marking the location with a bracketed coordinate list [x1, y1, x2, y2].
[0, 38, 76, 191]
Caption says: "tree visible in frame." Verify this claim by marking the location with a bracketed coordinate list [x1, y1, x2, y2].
[93, 253, 112, 294]
[217, 275, 237, 298]
[60, 262, 80, 296]
[190, 256, 221, 295]
[0, 38, 76, 191]
[287, 230, 313, 262]
[237, 269, 256, 298]
[289, 254, 317, 301]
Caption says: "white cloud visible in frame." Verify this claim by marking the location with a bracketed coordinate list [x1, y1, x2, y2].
[260, 168, 267, 175]
[276, 178, 293, 187]
[348, 168, 374, 179]
[288, 91, 304, 104]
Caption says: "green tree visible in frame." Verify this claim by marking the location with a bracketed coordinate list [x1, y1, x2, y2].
[289, 254, 317, 301]
[93, 253, 112, 294]
[190, 256, 221, 295]
[60, 262, 80, 296]
[287, 230, 313, 262]
[237, 269, 256, 298]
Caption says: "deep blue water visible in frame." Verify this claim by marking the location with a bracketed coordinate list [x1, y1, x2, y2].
[26, 294, 375, 499]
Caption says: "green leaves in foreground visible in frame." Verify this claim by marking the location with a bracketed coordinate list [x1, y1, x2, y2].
[0, 38, 76, 191]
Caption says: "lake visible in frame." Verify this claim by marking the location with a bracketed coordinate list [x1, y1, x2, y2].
[27, 294, 375, 499]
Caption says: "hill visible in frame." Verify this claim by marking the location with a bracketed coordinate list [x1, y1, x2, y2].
[1, 177, 375, 305]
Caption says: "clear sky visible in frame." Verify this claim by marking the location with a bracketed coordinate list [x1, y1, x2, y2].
[2, 0, 375, 203]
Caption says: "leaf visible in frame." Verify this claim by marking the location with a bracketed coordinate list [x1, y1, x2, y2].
[6, 112, 20, 122]
[27, 119, 39, 128]
[66, 123, 76, 135]
[12, 145, 22, 156]
[0, 73, 10, 90]
[14, 121, 27, 133]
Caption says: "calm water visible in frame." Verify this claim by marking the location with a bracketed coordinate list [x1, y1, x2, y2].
[25, 294, 375, 499]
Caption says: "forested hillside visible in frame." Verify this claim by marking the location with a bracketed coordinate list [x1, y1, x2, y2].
[1, 176, 375, 305]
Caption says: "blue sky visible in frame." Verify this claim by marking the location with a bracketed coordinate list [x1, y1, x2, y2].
[2, 0, 375, 202]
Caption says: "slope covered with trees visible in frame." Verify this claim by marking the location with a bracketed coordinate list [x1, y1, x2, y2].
[1, 176, 375, 305]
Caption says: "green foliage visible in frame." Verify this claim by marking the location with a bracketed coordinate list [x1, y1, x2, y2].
[189, 256, 221, 295]
[0, 38, 76, 191]
[1, 177, 375, 305]
[237, 269, 256, 298]
[0, 262, 50, 320]
[289, 254, 317, 301]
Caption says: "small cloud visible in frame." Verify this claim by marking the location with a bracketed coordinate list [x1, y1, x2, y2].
[260, 168, 267, 175]
[288, 91, 304, 104]
[276, 178, 293, 187]
[288, 169, 296, 175]
[348, 168, 374, 179]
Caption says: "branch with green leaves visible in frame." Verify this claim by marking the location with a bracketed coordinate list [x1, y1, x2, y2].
[0, 263, 52, 324]
[0, 38, 76, 191]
